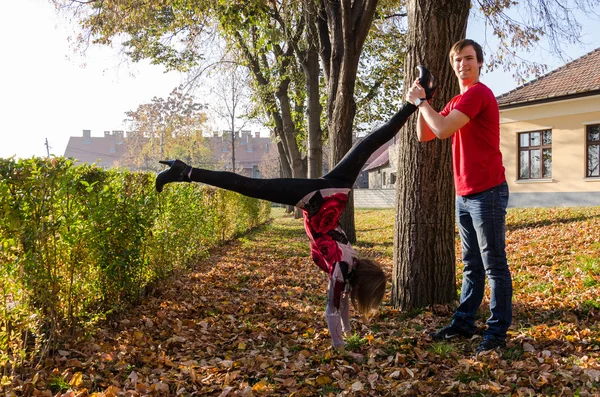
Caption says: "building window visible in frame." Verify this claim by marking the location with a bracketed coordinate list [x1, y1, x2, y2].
[587, 124, 600, 177]
[518, 130, 552, 180]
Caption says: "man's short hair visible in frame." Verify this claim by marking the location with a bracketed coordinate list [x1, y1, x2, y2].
[449, 39, 484, 64]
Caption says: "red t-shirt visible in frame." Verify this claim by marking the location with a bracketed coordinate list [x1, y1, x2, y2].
[440, 82, 506, 196]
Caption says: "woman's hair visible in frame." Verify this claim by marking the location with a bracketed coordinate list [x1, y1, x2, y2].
[349, 258, 386, 318]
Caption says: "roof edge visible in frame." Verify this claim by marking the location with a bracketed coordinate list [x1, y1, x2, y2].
[499, 89, 600, 110]
[495, 48, 600, 102]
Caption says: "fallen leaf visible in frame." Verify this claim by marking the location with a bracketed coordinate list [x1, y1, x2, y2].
[316, 375, 331, 385]
[69, 372, 84, 387]
[251, 380, 268, 392]
[351, 381, 364, 391]
[522, 342, 535, 352]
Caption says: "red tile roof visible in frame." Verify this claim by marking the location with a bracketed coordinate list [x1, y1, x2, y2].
[496, 47, 600, 108]
[357, 138, 392, 171]
[363, 149, 389, 171]
[64, 133, 126, 168]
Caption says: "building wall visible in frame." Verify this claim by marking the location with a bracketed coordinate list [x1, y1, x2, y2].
[367, 165, 396, 189]
[500, 94, 600, 206]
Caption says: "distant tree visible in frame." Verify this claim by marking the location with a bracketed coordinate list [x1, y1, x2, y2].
[121, 88, 212, 171]
[208, 63, 254, 173]
[474, 0, 600, 82]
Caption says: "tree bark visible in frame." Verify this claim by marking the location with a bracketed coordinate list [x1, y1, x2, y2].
[275, 138, 295, 213]
[303, 0, 323, 179]
[391, 0, 470, 310]
[275, 77, 305, 180]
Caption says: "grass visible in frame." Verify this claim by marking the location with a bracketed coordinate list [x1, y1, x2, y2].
[47, 377, 70, 393]
[429, 341, 455, 357]
[502, 346, 525, 361]
[345, 333, 368, 350]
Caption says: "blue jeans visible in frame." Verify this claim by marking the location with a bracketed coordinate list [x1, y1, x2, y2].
[452, 181, 512, 341]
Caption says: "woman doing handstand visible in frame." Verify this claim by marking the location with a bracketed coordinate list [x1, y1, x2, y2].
[155, 66, 436, 350]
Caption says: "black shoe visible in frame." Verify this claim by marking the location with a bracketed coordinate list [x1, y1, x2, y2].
[429, 324, 474, 342]
[416, 65, 438, 100]
[155, 159, 192, 193]
[475, 338, 506, 353]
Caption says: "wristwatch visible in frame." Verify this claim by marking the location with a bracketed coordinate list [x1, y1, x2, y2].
[415, 98, 427, 107]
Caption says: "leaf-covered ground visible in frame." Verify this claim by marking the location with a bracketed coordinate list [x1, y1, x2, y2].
[8, 207, 600, 396]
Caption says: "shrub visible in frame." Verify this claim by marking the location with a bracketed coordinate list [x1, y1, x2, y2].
[0, 157, 270, 373]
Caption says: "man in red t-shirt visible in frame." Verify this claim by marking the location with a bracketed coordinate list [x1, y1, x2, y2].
[406, 39, 512, 353]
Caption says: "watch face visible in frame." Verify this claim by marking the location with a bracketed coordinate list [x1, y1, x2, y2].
[415, 98, 422, 107]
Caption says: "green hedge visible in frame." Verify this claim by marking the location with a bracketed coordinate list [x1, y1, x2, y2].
[0, 157, 270, 373]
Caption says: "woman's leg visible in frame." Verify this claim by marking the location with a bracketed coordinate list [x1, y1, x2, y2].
[157, 100, 416, 203]
[155, 159, 342, 206]
[157, 66, 434, 200]
[323, 102, 417, 184]
[188, 168, 340, 206]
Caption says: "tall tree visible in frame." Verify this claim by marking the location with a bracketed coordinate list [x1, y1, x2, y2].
[392, 1, 470, 310]
[317, 0, 381, 243]
[218, 2, 311, 215]
[56, 0, 311, 183]
[280, 0, 323, 178]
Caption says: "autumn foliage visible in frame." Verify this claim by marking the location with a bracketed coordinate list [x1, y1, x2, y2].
[3, 204, 599, 396]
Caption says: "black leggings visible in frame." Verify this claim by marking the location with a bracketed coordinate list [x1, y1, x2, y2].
[189, 102, 417, 206]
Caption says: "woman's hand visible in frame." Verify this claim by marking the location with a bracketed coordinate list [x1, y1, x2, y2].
[406, 79, 426, 106]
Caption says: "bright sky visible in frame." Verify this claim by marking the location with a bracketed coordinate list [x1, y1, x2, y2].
[1, 0, 599, 159]
[0, 0, 184, 159]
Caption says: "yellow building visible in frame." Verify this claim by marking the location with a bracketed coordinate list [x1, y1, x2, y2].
[497, 48, 600, 207]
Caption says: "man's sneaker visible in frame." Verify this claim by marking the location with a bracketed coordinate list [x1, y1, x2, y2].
[429, 324, 474, 342]
[476, 338, 506, 353]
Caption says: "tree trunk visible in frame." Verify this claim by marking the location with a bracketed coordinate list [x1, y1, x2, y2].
[329, 95, 357, 243]
[318, 0, 378, 244]
[276, 79, 305, 180]
[276, 139, 295, 213]
[391, 0, 470, 310]
[305, 49, 323, 179]
[231, 118, 236, 173]
[302, 0, 323, 179]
